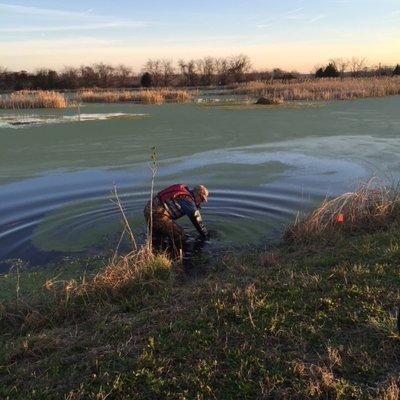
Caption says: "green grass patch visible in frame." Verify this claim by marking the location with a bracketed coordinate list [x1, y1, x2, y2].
[1, 225, 399, 399]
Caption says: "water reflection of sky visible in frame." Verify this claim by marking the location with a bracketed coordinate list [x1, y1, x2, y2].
[2, 132, 400, 267]
[1, 97, 400, 268]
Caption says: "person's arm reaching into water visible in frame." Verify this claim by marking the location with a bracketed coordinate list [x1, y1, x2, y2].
[177, 198, 208, 238]
[188, 210, 208, 238]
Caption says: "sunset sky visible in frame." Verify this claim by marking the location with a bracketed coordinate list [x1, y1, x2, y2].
[1, 0, 399, 72]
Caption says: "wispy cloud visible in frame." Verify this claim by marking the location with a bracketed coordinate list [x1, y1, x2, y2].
[283, 7, 305, 16]
[384, 10, 400, 22]
[256, 23, 273, 29]
[0, 3, 152, 35]
[256, 7, 304, 28]
[0, 2, 94, 18]
[308, 14, 327, 23]
[0, 21, 151, 33]
[257, 7, 326, 28]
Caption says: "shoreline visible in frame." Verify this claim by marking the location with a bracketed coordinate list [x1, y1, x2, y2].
[1, 77, 400, 109]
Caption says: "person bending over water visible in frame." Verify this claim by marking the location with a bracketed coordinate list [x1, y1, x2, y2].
[144, 184, 209, 249]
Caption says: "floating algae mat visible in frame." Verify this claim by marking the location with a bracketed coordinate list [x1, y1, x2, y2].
[0, 112, 148, 129]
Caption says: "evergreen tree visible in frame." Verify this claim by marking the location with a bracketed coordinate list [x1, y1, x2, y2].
[393, 64, 400, 76]
[140, 72, 153, 87]
[323, 63, 339, 78]
[315, 67, 324, 78]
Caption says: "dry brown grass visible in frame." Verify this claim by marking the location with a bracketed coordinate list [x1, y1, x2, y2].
[59, 248, 172, 302]
[0, 90, 68, 109]
[56, 185, 172, 301]
[161, 89, 193, 102]
[0, 246, 172, 331]
[78, 89, 192, 104]
[284, 181, 400, 244]
[0, 185, 172, 332]
[233, 77, 400, 101]
[379, 378, 400, 400]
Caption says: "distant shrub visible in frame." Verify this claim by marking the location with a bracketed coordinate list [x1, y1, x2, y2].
[141, 72, 153, 87]
[323, 63, 340, 78]
[393, 64, 400, 76]
[315, 67, 325, 78]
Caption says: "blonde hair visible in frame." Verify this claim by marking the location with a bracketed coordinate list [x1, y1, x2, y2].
[193, 185, 209, 201]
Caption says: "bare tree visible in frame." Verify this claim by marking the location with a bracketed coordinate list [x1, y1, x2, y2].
[197, 56, 215, 86]
[115, 64, 133, 87]
[330, 58, 349, 80]
[94, 63, 115, 87]
[178, 59, 198, 86]
[59, 67, 80, 89]
[215, 57, 229, 85]
[349, 57, 367, 77]
[79, 65, 98, 87]
[161, 59, 174, 86]
[144, 59, 163, 86]
[228, 54, 252, 82]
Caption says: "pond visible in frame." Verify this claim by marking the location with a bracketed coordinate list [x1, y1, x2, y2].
[1, 96, 400, 270]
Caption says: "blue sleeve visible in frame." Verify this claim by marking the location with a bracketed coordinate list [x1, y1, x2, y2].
[176, 198, 197, 216]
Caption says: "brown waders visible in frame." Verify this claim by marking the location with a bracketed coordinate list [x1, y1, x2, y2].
[144, 197, 186, 250]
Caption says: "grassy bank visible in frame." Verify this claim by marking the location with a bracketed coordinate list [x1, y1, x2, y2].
[232, 77, 400, 101]
[1, 187, 400, 399]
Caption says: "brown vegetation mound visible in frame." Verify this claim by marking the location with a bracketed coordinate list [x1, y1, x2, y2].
[284, 181, 400, 244]
[0, 90, 68, 109]
[78, 89, 192, 104]
[255, 96, 284, 105]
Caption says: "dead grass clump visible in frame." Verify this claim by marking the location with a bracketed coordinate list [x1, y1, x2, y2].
[261, 251, 280, 268]
[284, 181, 400, 244]
[82, 248, 171, 297]
[378, 378, 400, 400]
[78, 89, 134, 103]
[0, 90, 68, 109]
[161, 89, 193, 102]
[78, 89, 192, 104]
[136, 90, 165, 104]
[233, 77, 400, 101]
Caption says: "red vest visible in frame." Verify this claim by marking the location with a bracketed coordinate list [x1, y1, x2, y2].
[158, 184, 194, 203]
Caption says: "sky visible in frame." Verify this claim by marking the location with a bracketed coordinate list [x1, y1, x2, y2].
[0, 0, 399, 73]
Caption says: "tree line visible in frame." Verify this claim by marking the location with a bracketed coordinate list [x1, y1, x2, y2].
[0, 55, 252, 91]
[315, 58, 400, 79]
[0, 55, 399, 91]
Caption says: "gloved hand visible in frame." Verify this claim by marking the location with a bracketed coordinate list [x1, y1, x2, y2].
[206, 229, 219, 239]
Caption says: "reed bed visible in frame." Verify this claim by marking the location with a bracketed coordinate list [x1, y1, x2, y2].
[78, 89, 192, 104]
[284, 181, 400, 244]
[0, 90, 68, 109]
[233, 77, 400, 101]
